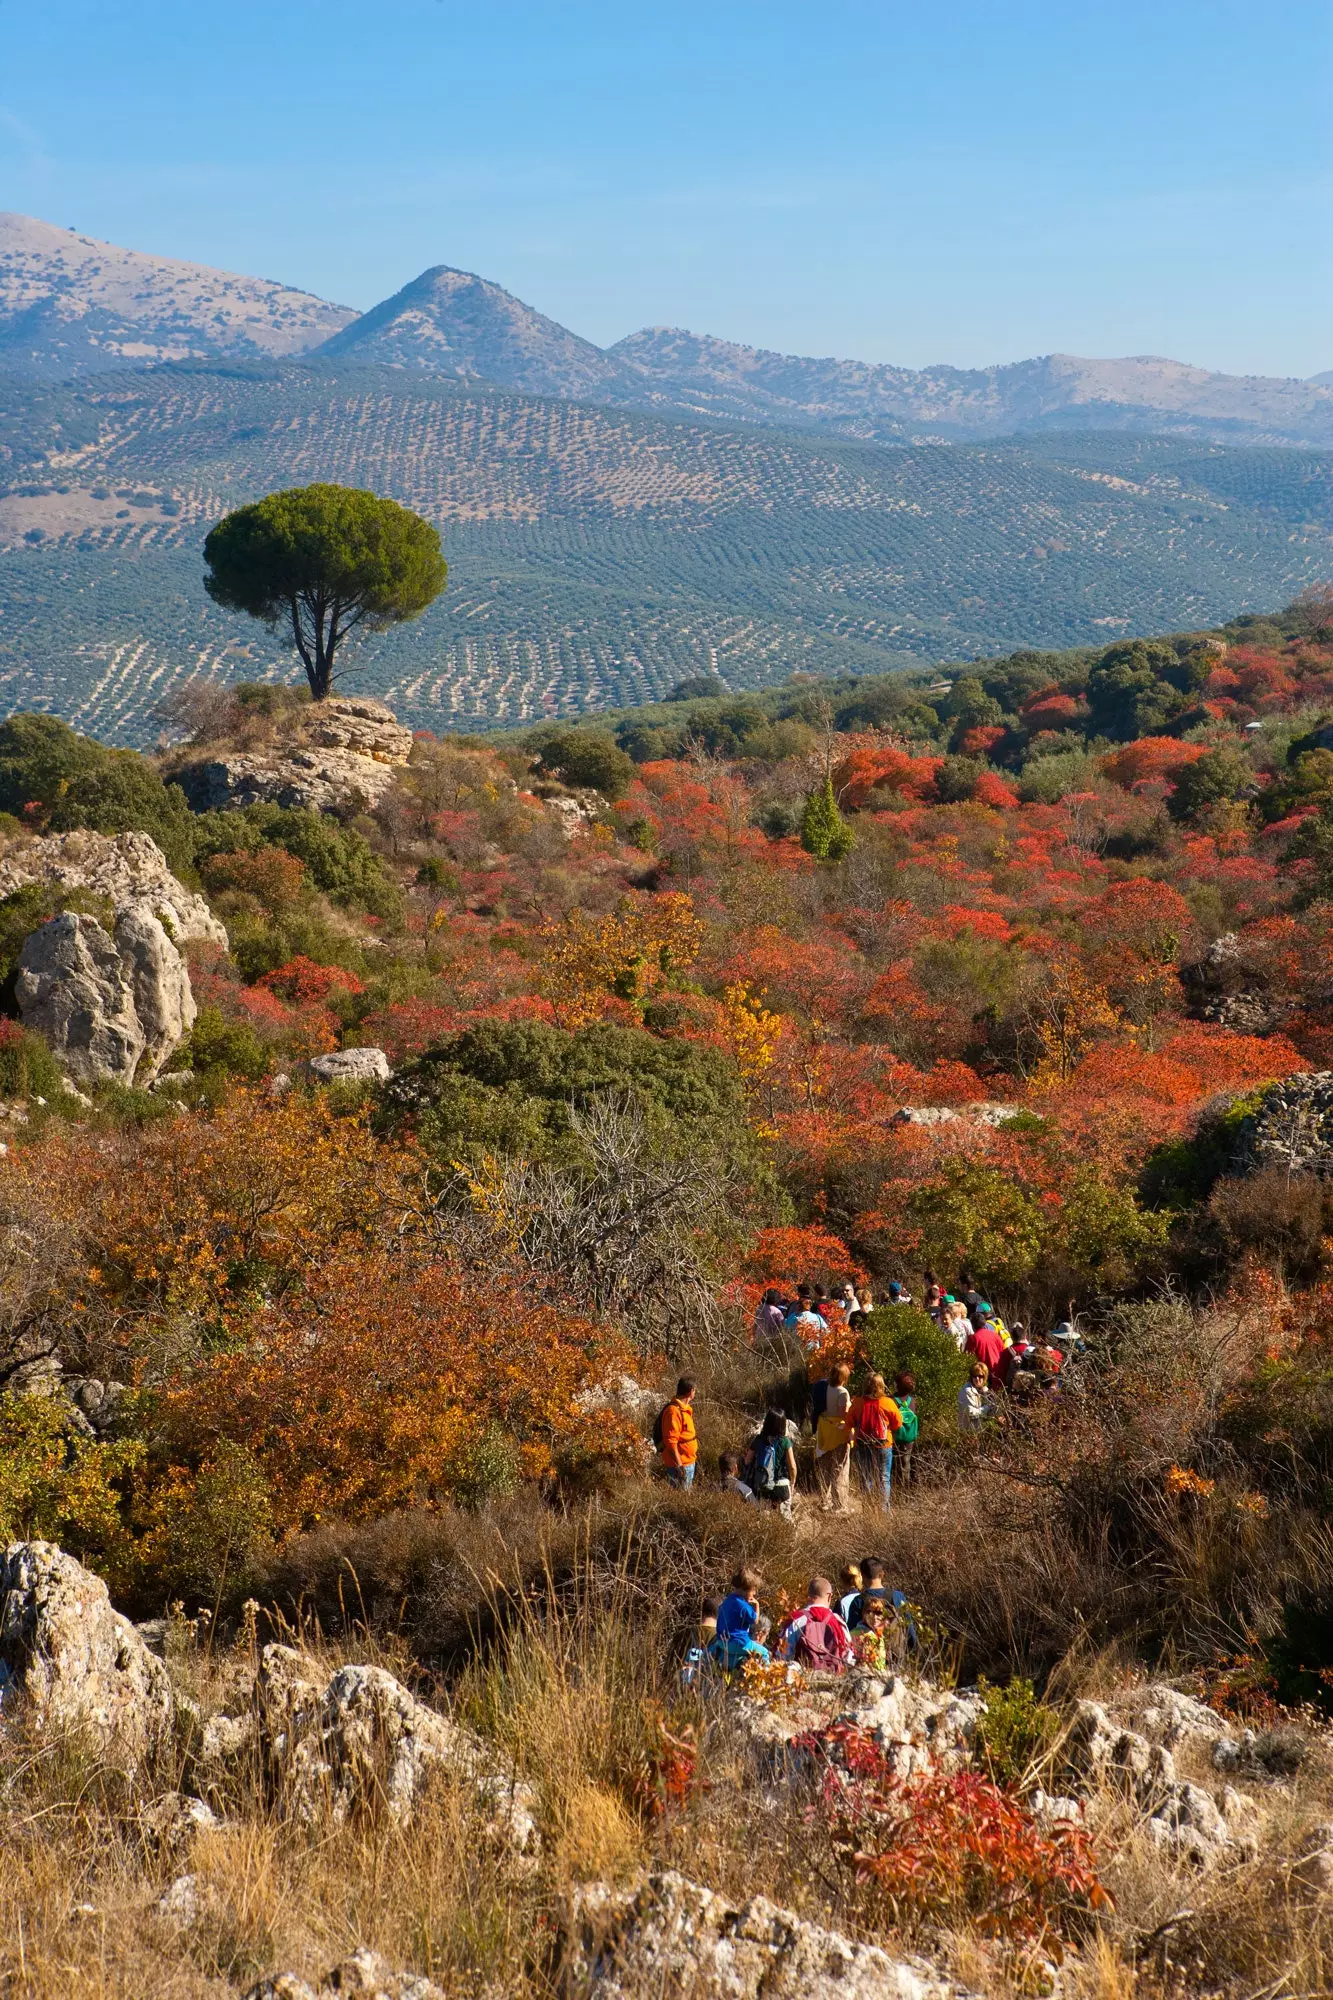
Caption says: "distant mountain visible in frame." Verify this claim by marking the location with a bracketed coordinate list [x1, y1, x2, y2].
[316, 263, 646, 401]
[0, 213, 356, 378]
[609, 329, 1333, 448]
[2, 214, 1329, 448]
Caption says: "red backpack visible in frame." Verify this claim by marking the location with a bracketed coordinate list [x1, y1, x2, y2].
[856, 1396, 888, 1445]
[794, 1605, 847, 1674]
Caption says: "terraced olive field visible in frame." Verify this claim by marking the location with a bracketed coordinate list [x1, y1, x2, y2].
[0, 362, 1330, 744]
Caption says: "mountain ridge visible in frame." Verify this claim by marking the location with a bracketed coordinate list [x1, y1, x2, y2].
[2, 213, 1329, 446]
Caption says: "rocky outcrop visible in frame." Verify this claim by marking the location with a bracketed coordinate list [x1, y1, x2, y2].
[245, 1952, 446, 2000]
[1066, 1696, 1262, 1866]
[304, 1047, 393, 1085]
[733, 1670, 982, 1779]
[561, 1872, 964, 2000]
[895, 1101, 1016, 1129]
[0, 1541, 173, 1766]
[16, 904, 195, 1085]
[0, 829, 227, 947]
[1235, 1072, 1333, 1177]
[197, 1643, 539, 1851]
[172, 698, 414, 816]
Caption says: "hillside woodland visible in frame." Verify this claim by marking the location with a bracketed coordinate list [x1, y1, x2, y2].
[6, 595, 1333, 1995]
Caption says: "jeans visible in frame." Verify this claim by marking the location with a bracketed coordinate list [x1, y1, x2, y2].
[665, 1461, 695, 1488]
[815, 1443, 851, 1513]
[854, 1441, 892, 1505]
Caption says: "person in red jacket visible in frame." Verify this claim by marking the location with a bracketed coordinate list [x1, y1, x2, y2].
[658, 1377, 698, 1487]
[964, 1318, 1005, 1387]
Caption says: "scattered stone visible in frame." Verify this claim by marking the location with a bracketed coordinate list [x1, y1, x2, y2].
[0, 1542, 173, 1767]
[244, 1952, 445, 2000]
[562, 1871, 964, 2000]
[140, 1790, 223, 1849]
[894, 1101, 1016, 1129]
[155, 1872, 202, 1923]
[1235, 1072, 1333, 1178]
[575, 1373, 660, 1427]
[304, 1047, 393, 1085]
[1066, 1697, 1263, 1867]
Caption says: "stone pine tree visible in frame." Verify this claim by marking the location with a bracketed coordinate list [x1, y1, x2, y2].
[800, 773, 854, 861]
[203, 483, 447, 701]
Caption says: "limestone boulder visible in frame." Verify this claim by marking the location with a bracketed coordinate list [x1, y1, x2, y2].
[16, 910, 144, 1084]
[0, 1541, 173, 1767]
[1235, 1073, 1333, 1177]
[202, 1644, 539, 1852]
[0, 828, 227, 947]
[304, 1047, 392, 1085]
[561, 1871, 965, 2000]
[172, 697, 414, 817]
[15, 903, 195, 1086]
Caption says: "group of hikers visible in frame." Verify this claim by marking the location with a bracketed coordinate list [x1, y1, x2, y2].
[654, 1268, 1084, 1514]
[683, 1558, 913, 1684]
[654, 1372, 917, 1516]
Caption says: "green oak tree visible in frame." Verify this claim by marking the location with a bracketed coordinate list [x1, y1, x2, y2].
[203, 484, 446, 700]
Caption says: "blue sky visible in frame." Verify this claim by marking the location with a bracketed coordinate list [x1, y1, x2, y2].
[1, 0, 1329, 378]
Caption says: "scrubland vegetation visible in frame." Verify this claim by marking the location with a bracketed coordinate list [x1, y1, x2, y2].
[6, 590, 1333, 1994]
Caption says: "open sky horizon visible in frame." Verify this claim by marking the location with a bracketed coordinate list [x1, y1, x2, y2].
[1, 0, 1330, 381]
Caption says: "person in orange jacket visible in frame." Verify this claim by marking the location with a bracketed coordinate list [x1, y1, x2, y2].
[657, 1376, 698, 1487]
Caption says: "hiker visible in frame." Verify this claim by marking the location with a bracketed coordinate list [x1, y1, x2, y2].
[858, 1284, 876, 1313]
[893, 1372, 919, 1484]
[886, 1279, 912, 1305]
[710, 1567, 771, 1671]
[814, 1360, 853, 1514]
[656, 1376, 698, 1486]
[781, 1576, 855, 1674]
[958, 1360, 996, 1433]
[836, 1563, 864, 1624]
[808, 1366, 830, 1427]
[850, 1593, 890, 1672]
[850, 1371, 901, 1505]
[997, 1334, 1035, 1392]
[744, 1408, 799, 1513]
[752, 1287, 788, 1343]
[681, 1595, 721, 1686]
[964, 1314, 1005, 1386]
[837, 1280, 862, 1317]
[719, 1448, 755, 1502]
[784, 1286, 828, 1346]
[845, 1557, 918, 1655]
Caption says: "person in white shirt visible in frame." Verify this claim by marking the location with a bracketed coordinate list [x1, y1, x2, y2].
[957, 1362, 995, 1434]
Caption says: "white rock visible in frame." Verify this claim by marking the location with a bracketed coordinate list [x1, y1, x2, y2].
[245, 1645, 538, 1850]
[0, 829, 227, 947]
[244, 1952, 445, 2000]
[563, 1870, 966, 2000]
[16, 910, 144, 1084]
[172, 698, 414, 817]
[1136, 1684, 1228, 1749]
[304, 1047, 392, 1084]
[155, 1873, 202, 1923]
[0, 1541, 173, 1768]
[1291, 1824, 1333, 1894]
[113, 903, 196, 1083]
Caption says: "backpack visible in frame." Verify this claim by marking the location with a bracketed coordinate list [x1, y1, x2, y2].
[750, 1436, 781, 1495]
[896, 1394, 919, 1445]
[794, 1605, 846, 1674]
[809, 1378, 830, 1423]
[652, 1401, 672, 1452]
[856, 1396, 888, 1446]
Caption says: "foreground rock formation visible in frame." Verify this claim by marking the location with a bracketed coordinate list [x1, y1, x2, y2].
[244, 1951, 446, 1999]
[0, 1541, 173, 1767]
[17, 904, 195, 1086]
[0, 828, 227, 946]
[562, 1872, 963, 2000]
[172, 697, 414, 815]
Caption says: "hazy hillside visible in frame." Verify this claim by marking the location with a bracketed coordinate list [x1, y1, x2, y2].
[610, 330, 1333, 448]
[0, 213, 356, 378]
[0, 360, 1329, 745]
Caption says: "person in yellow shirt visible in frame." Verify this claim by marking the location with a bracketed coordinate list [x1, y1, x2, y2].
[657, 1376, 698, 1487]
